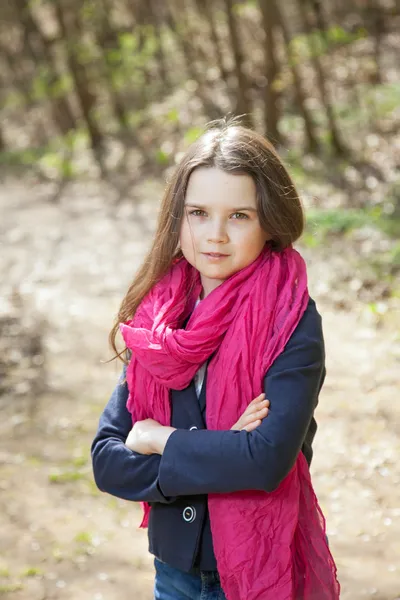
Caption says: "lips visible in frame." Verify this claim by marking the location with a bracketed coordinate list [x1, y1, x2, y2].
[203, 252, 229, 257]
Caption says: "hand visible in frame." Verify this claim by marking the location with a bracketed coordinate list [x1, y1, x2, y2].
[231, 393, 270, 432]
[125, 419, 176, 455]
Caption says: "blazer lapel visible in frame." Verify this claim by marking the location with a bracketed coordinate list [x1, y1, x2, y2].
[198, 366, 207, 415]
[171, 380, 206, 429]
[173, 313, 208, 427]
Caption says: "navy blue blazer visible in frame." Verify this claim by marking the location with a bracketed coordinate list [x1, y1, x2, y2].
[91, 297, 325, 573]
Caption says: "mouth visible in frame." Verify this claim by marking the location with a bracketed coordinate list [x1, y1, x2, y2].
[202, 252, 230, 259]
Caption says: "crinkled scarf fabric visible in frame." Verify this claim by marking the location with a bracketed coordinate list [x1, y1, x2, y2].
[120, 245, 340, 600]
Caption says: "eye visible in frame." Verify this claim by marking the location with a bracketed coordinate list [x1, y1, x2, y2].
[188, 209, 207, 217]
[231, 212, 249, 220]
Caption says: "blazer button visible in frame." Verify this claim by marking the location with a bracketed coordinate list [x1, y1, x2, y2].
[189, 426, 198, 431]
[183, 506, 196, 523]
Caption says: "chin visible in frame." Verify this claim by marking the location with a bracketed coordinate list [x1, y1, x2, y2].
[202, 268, 234, 280]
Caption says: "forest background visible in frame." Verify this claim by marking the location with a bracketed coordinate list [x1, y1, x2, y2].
[0, 0, 399, 599]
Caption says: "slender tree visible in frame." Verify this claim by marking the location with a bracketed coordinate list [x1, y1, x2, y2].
[222, 0, 253, 125]
[166, 1, 221, 119]
[258, 0, 281, 143]
[298, 0, 347, 155]
[275, 1, 319, 152]
[54, 0, 104, 168]
[148, 0, 170, 89]
[194, 0, 230, 86]
[0, 125, 5, 151]
[367, 0, 384, 84]
[95, 0, 131, 131]
[0, 41, 32, 107]
[14, 0, 77, 135]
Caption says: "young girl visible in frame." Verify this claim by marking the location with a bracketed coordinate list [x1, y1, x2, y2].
[91, 119, 341, 600]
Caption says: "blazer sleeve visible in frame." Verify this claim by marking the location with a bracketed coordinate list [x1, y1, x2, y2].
[91, 366, 177, 504]
[158, 299, 325, 496]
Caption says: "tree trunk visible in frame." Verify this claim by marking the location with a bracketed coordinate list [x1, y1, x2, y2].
[367, 0, 384, 84]
[0, 125, 5, 151]
[14, 0, 77, 135]
[195, 0, 230, 86]
[298, 0, 347, 156]
[258, 0, 281, 143]
[148, 0, 170, 89]
[126, 0, 153, 94]
[222, 0, 253, 126]
[54, 0, 104, 168]
[166, 2, 221, 119]
[275, 1, 319, 152]
[96, 0, 131, 131]
[0, 42, 32, 107]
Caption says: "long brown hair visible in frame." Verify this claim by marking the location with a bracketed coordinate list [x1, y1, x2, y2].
[109, 117, 304, 362]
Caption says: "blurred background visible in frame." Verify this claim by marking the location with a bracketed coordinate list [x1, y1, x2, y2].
[0, 0, 399, 599]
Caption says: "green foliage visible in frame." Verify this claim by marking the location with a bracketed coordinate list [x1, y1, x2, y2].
[304, 207, 400, 249]
[0, 148, 40, 167]
[167, 108, 179, 124]
[3, 90, 27, 110]
[80, 0, 97, 20]
[107, 28, 158, 93]
[233, 1, 251, 16]
[128, 109, 147, 128]
[289, 25, 367, 63]
[21, 567, 43, 577]
[155, 149, 170, 165]
[364, 82, 400, 119]
[72, 38, 100, 66]
[390, 243, 400, 267]
[51, 546, 64, 562]
[48, 469, 86, 483]
[280, 115, 304, 137]
[306, 208, 372, 236]
[39, 129, 85, 178]
[74, 531, 92, 545]
[184, 126, 204, 145]
[117, 27, 158, 71]
[378, 217, 400, 239]
[31, 67, 72, 101]
[39, 151, 75, 179]
[0, 129, 90, 178]
[0, 583, 23, 592]
[72, 455, 87, 468]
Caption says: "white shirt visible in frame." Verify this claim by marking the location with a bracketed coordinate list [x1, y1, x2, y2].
[193, 297, 207, 397]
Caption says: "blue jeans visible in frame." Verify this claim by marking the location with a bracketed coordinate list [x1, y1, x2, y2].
[154, 558, 227, 600]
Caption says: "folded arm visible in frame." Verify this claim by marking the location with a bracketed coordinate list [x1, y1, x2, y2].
[158, 304, 325, 496]
[91, 368, 177, 504]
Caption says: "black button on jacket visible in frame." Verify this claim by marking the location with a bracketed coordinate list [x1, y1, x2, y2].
[91, 297, 325, 573]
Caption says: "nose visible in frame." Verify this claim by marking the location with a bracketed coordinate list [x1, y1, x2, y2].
[207, 218, 229, 244]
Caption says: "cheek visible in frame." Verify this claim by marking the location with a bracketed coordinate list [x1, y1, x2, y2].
[179, 220, 197, 254]
[237, 227, 268, 257]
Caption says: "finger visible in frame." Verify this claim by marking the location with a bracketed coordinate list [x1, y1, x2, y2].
[242, 419, 262, 432]
[244, 407, 269, 425]
[246, 397, 269, 414]
[251, 399, 270, 410]
[255, 407, 269, 420]
[249, 393, 266, 405]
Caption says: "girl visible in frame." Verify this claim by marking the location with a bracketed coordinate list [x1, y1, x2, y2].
[91, 119, 341, 600]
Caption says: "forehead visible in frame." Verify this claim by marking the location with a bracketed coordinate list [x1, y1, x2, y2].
[185, 167, 257, 206]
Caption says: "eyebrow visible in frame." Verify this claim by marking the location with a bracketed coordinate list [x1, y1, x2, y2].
[185, 203, 257, 212]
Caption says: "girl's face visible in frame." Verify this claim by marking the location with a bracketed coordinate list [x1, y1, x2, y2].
[180, 167, 270, 299]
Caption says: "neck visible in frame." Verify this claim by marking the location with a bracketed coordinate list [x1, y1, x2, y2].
[200, 276, 224, 300]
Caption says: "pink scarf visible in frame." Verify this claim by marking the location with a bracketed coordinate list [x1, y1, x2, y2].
[120, 245, 340, 600]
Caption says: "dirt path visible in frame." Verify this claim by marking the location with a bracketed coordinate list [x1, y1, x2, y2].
[1, 180, 399, 599]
